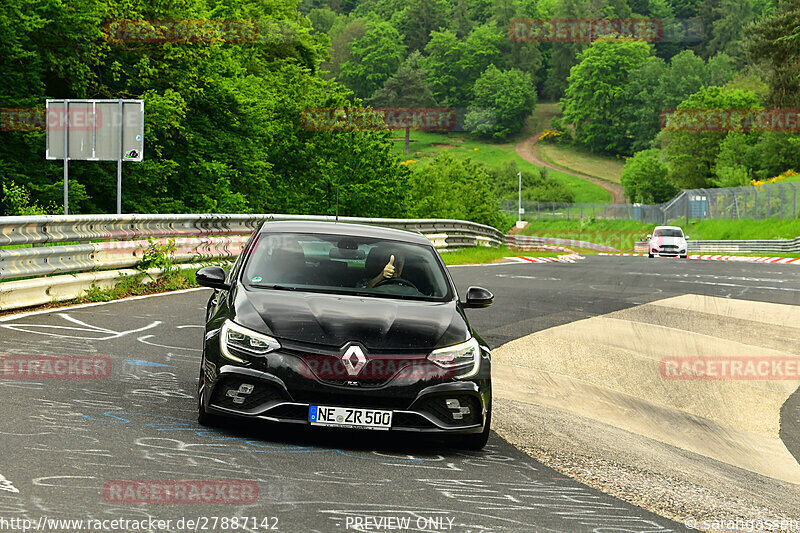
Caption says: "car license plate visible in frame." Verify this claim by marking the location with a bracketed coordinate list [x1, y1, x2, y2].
[308, 405, 392, 430]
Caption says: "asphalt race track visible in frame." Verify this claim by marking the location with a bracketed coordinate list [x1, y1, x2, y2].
[1, 255, 798, 533]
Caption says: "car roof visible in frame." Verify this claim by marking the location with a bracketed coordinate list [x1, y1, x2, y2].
[257, 220, 432, 245]
[654, 225, 683, 230]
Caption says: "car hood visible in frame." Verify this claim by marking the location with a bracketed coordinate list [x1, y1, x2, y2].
[651, 236, 686, 247]
[232, 286, 470, 351]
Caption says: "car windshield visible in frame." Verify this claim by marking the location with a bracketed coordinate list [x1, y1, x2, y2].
[653, 229, 683, 237]
[241, 232, 452, 301]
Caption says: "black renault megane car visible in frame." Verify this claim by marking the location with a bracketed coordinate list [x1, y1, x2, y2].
[195, 221, 494, 449]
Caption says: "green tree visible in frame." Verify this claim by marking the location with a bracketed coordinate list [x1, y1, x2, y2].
[562, 37, 652, 154]
[0, 181, 56, 216]
[664, 86, 761, 188]
[422, 23, 505, 106]
[704, 0, 758, 64]
[712, 132, 762, 186]
[623, 56, 669, 153]
[395, 0, 449, 52]
[338, 20, 406, 98]
[421, 29, 465, 104]
[324, 16, 368, 78]
[308, 7, 337, 33]
[748, 0, 800, 107]
[620, 149, 678, 202]
[0, 0, 408, 217]
[623, 51, 736, 154]
[367, 51, 437, 152]
[542, 0, 598, 99]
[466, 65, 537, 139]
[407, 153, 503, 227]
[449, 0, 474, 38]
[486, 161, 575, 202]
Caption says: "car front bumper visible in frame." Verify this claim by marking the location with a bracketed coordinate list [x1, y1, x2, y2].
[651, 249, 686, 257]
[200, 345, 492, 435]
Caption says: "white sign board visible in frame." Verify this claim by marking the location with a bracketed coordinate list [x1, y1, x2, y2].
[46, 99, 144, 161]
[45, 99, 144, 214]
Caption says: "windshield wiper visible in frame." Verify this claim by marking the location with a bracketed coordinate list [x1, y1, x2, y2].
[249, 284, 296, 291]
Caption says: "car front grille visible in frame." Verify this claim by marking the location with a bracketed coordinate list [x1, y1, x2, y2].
[289, 390, 413, 410]
[300, 354, 429, 389]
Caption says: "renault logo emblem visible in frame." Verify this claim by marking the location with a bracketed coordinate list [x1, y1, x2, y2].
[341, 345, 367, 376]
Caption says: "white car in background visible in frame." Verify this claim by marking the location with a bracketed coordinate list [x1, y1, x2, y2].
[648, 226, 689, 258]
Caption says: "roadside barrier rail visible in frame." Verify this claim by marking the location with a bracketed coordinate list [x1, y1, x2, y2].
[506, 234, 620, 252]
[687, 237, 800, 254]
[0, 214, 505, 280]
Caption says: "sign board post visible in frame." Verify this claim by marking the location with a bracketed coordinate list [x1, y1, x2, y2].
[46, 99, 144, 214]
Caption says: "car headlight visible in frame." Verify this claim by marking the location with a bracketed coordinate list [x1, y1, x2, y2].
[220, 320, 281, 363]
[427, 337, 481, 379]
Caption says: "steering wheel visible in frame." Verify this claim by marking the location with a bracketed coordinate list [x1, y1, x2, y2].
[374, 277, 418, 290]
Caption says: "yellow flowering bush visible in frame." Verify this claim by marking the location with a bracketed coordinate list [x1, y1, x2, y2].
[751, 169, 797, 186]
[538, 129, 562, 143]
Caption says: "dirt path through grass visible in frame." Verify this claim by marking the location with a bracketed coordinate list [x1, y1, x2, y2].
[516, 131, 627, 204]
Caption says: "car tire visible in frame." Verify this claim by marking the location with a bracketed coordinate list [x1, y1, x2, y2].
[648, 253, 654, 258]
[458, 407, 491, 451]
[680, 254, 687, 259]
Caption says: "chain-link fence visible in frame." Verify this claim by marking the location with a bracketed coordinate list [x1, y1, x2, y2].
[502, 182, 800, 224]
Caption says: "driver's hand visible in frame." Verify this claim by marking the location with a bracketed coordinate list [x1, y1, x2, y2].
[382, 255, 395, 279]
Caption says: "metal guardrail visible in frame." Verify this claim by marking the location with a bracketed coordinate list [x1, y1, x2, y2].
[506, 234, 620, 252]
[687, 237, 800, 254]
[0, 214, 505, 280]
[633, 238, 800, 254]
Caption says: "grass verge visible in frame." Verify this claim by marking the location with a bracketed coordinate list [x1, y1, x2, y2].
[517, 218, 800, 252]
[537, 143, 624, 184]
[76, 269, 200, 303]
[392, 131, 611, 204]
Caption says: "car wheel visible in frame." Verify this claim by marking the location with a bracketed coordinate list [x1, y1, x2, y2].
[680, 254, 687, 259]
[648, 253, 654, 258]
[197, 367, 222, 427]
[458, 407, 491, 451]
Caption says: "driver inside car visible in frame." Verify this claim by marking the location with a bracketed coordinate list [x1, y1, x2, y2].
[358, 248, 405, 289]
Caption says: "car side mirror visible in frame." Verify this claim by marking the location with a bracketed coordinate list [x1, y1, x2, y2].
[685, 235, 690, 240]
[462, 286, 493, 309]
[196, 266, 230, 290]
[647, 234, 652, 239]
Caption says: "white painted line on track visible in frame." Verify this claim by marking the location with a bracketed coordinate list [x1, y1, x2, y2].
[0, 288, 208, 322]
